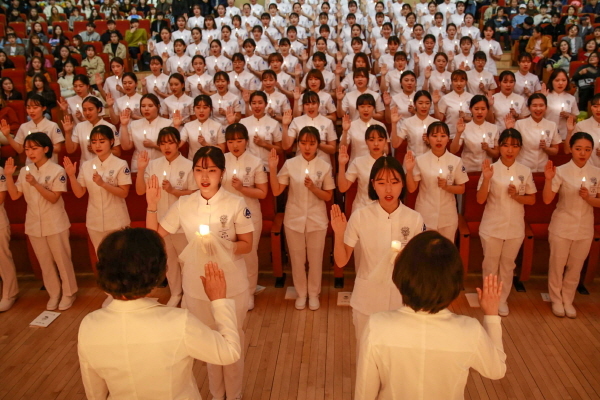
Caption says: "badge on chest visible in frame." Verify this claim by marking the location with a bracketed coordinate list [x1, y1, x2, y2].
[219, 214, 230, 239]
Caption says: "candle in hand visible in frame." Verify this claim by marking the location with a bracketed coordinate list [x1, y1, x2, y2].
[163, 170, 167, 179]
[26, 165, 30, 172]
[582, 177, 587, 188]
[93, 164, 97, 171]
[199, 225, 210, 236]
[510, 176, 514, 184]
[143, 130, 147, 140]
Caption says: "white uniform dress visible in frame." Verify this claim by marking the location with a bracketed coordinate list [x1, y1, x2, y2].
[491, 92, 526, 133]
[344, 202, 425, 343]
[278, 155, 335, 299]
[163, 93, 194, 123]
[144, 154, 197, 301]
[210, 92, 242, 126]
[114, 93, 143, 120]
[165, 54, 193, 75]
[265, 91, 291, 116]
[548, 160, 600, 307]
[479, 38, 503, 75]
[206, 55, 233, 75]
[185, 41, 210, 57]
[124, 116, 173, 172]
[185, 72, 215, 99]
[287, 114, 337, 163]
[411, 150, 469, 240]
[180, 118, 226, 161]
[102, 75, 125, 102]
[78, 154, 131, 250]
[515, 117, 561, 172]
[544, 91, 579, 140]
[344, 155, 378, 213]
[15, 161, 77, 300]
[390, 91, 417, 120]
[66, 94, 106, 124]
[458, 120, 499, 172]
[344, 118, 387, 164]
[144, 73, 171, 112]
[384, 69, 405, 96]
[239, 115, 282, 169]
[478, 160, 536, 304]
[71, 120, 119, 163]
[296, 90, 337, 118]
[513, 71, 541, 100]
[466, 69, 498, 95]
[342, 89, 385, 121]
[0, 167, 18, 302]
[15, 119, 65, 164]
[160, 187, 253, 400]
[223, 151, 268, 298]
[78, 298, 241, 400]
[573, 117, 600, 167]
[437, 90, 474, 138]
[398, 115, 439, 157]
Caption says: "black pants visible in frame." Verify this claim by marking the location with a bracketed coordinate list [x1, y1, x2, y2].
[495, 31, 510, 48]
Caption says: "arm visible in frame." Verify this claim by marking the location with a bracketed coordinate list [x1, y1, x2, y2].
[3, 158, 23, 200]
[268, 148, 287, 196]
[233, 231, 253, 255]
[336, 147, 352, 193]
[542, 161, 557, 204]
[232, 181, 268, 200]
[331, 204, 353, 267]
[63, 157, 87, 198]
[404, 151, 419, 193]
[118, 109, 133, 150]
[144, 174, 171, 237]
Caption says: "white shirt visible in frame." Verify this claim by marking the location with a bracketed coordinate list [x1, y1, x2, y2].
[297, 90, 337, 117]
[221, 38, 239, 56]
[415, 52, 436, 89]
[491, 92, 526, 133]
[78, 298, 240, 400]
[172, 29, 192, 44]
[180, 118, 226, 162]
[166, 54, 193, 75]
[345, 118, 387, 163]
[245, 53, 268, 72]
[478, 160, 536, 239]
[185, 42, 210, 58]
[187, 15, 205, 29]
[154, 40, 174, 57]
[264, 91, 291, 116]
[15, 119, 65, 164]
[72, 119, 119, 163]
[185, 73, 215, 99]
[574, 117, 600, 167]
[210, 92, 241, 126]
[344, 154, 378, 213]
[288, 114, 337, 163]
[426, 69, 453, 94]
[114, 93, 143, 120]
[458, 121, 499, 172]
[342, 89, 385, 121]
[466, 69, 497, 95]
[103, 75, 125, 102]
[301, 69, 334, 92]
[513, 71, 541, 100]
[345, 202, 425, 315]
[240, 115, 282, 169]
[398, 115, 440, 158]
[124, 116, 173, 172]
[15, 161, 70, 237]
[453, 52, 474, 71]
[143, 154, 197, 230]
[160, 188, 254, 298]
[384, 69, 405, 96]
[205, 55, 233, 75]
[411, 150, 469, 229]
[228, 70, 261, 97]
[276, 71, 296, 93]
[215, 17, 233, 30]
[479, 38, 503, 75]
[545, 91, 579, 140]
[390, 91, 417, 120]
[340, 74, 380, 93]
[548, 160, 600, 241]
[437, 91, 474, 138]
[515, 117, 561, 172]
[77, 154, 131, 232]
[144, 73, 171, 97]
[223, 151, 268, 218]
[278, 155, 335, 233]
[163, 94, 194, 123]
[355, 308, 506, 400]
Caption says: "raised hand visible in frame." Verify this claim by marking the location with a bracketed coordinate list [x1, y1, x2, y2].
[94, 72, 103, 87]
[482, 158, 493, 180]
[431, 90, 441, 105]
[200, 261, 227, 301]
[268, 148, 279, 171]
[62, 115, 74, 133]
[282, 109, 293, 126]
[225, 106, 236, 125]
[476, 274, 502, 316]
[390, 106, 402, 124]
[456, 117, 465, 135]
[544, 160, 555, 180]
[342, 113, 351, 131]
[336, 85, 345, 101]
[0, 119, 10, 137]
[382, 91, 392, 106]
[120, 108, 131, 126]
[293, 86, 301, 101]
[63, 157, 77, 177]
[330, 204, 348, 235]
[404, 150, 415, 172]
[105, 91, 114, 107]
[58, 97, 69, 112]
[566, 115, 575, 133]
[504, 112, 515, 129]
[173, 109, 182, 128]
[3, 157, 16, 175]
[338, 145, 349, 165]
[137, 150, 150, 171]
[146, 174, 161, 208]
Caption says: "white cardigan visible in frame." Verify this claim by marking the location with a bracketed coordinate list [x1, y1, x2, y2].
[78, 298, 241, 400]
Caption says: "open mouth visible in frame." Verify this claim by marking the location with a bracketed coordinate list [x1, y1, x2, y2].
[384, 195, 394, 201]
[201, 182, 210, 188]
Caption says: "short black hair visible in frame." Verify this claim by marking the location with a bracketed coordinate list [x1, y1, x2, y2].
[157, 126, 181, 145]
[193, 146, 226, 171]
[24, 132, 53, 159]
[90, 124, 115, 146]
[368, 156, 406, 201]
[393, 230, 463, 314]
[96, 228, 167, 300]
[498, 128, 523, 147]
[569, 131, 594, 149]
[225, 123, 249, 141]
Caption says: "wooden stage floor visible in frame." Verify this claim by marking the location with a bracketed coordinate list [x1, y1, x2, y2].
[1, 273, 600, 400]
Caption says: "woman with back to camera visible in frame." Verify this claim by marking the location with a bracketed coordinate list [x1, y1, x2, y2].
[355, 231, 507, 400]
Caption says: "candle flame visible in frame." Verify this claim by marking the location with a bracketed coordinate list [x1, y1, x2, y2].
[391, 240, 402, 251]
[582, 177, 586, 182]
[199, 225, 210, 236]
[233, 169, 237, 175]
[305, 168, 309, 174]
[510, 176, 514, 182]
[93, 164, 96, 170]
[439, 168, 443, 174]
[26, 165, 30, 171]
[163, 170, 167, 177]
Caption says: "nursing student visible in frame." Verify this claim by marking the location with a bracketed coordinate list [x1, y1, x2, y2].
[222, 123, 268, 311]
[565, 93, 600, 167]
[476, 129, 536, 317]
[105, 72, 143, 125]
[433, 69, 474, 139]
[4, 133, 77, 311]
[180, 95, 227, 159]
[332, 156, 425, 344]
[146, 146, 253, 400]
[269, 127, 335, 311]
[136, 127, 197, 308]
[543, 132, 600, 318]
[487, 71, 527, 134]
[62, 96, 121, 163]
[543, 69, 579, 140]
[405, 121, 469, 241]
[0, 162, 18, 312]
[450, 95, 499, 172]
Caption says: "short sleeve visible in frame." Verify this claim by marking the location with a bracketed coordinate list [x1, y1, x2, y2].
[159, 200, 182, 234]
[180, 125, 190, 143]
[411, 158, 422, 182]
[476, 171, 486, 191]
[324, 121, 336, 142]
[525, 170, 537, 194]
[374, 94, 385, 113]
[277, 160, 291, 185]
[117, 162, 132, 185]
[233, 99, 241, 113]
[398, 120, 408, 140]
[455, 159, 469, 185]
[322, 166, 336, 190]
[324, 97, 336, 114]
[569, 98, 579, 115]
[438, 96, 448, 115]
[550, 124, 561, 145]
[341, 95, 350, 114]
[217, 125, 226, 144]
[551, 167, 563, 193]
[281, 97, 291, 113]
[345, 160, 359, 183]
[533, 76, 542, 92]
[343, 211, 360, 248]
[232, 198, 254, 234]
[50, 124, 65, 144]
[272, 123, 283, 142]
[254, 164, 268, 184]
[287, 119, 299, 138]
[14, 126, 26, 145]
[52, 169, 68, 192]
[77, 167, 87, 188]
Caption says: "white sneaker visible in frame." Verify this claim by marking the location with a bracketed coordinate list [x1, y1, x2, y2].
[58, 295, 76, 311]
[47, 297, 60, 311]
[133, 64, 139, 72]
[498, 302, 509, 317]
[102, 294, 113, 308]
[564, 303, 576, 319]
[255, 285, 266, 295]
[308, 297, 320, 311]
[0, 297, 16, 312]
[166, 295, 182, 307]
[552, 302, 565, 318]
[295, 296, 307, 310]
[248, 295, 255, 311]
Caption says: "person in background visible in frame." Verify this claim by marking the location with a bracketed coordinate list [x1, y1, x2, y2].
[125, 19, 148, 72]
[79, 22, 101, 43]
[100, 20, 124, 46]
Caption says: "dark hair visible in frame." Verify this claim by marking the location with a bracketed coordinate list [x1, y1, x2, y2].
[498, 70, 515, 82]
[547, 69, 569, 92]
[110, 56, 125, 68]
[173, 38, 186, 48]
[73, 73, 90, 86]
[193, 94, 212, 108]
[26, 93, 47, 108]
[192, 146, 226, 171]
[301, 90, 320, 105]
[168, 72, 185, 85]
[393, 230, 463, 314]
[231, 52, 246, 63]
[498, 128, 523, 147]
[353, 67, 369, 80]
[365, 124, 388, 141]
[427, 121, 450, 137]
[157, 126, 181, 145]
[591, 93, 600, 106]
[149, 55, 164, 65]
[261, 69, 277, 80]
[90, 124, 115, 145]
[469, 94, 489, 108]
[140, 93, 161, 109]
[249, 90, 267, 104]
[451, 69, 467, 82]
[96, 228, 167, 299]
[400, 70, 417, 82]
[312, 51, 326, 64]
[527, 93, 547, 107]
[518, 52, 532, 62]
[368, 155, 407, 202]
[298, 126, 321, 144]
[24, 131, 53, 159]
[356, 93, 375, 108]
[214, 71, 230, 83]
[352, 52, 371, 70]
[473, 50, 487, 62]
[225, 123, 249, 141]
[569, 131, 594, 149]
[413, 90, 432, 104]
[122, 71, 138, 84]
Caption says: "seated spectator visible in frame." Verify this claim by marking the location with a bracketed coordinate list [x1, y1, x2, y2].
[54, 45, 79, 77]
[525, 26, 552, 76]
[43, 0, 64, 19]
[49, 25, 67, 51]
[582, 0, 600, 14]
[0, 51, 15, 71]
[103, 32, 127, 61]
[492, 9, 511, 51]
[88, 8, 103, 22]
[2, 33, 25, 56]
[580, 39, 599, 61]
[25, 56, 51, 92]
[69, 34, 85, 56]
[533, 4, 552, 26]
[150, 11, 168, 37]
[0, 77, 23, 102]
[68, 7, 84, 30]
[127, 7, 142, 21]
[483, 0, 499, 24]
[63, 0, 75, 18]
[511, 4, 528, 29]
[7, 8, 25, 23]
[58, 61, 76, 98]
[25, 8, 45, 34]
[578, 15, 594, 39]
[30, 22, 48, 43]
[560, 5, 579, 26]
[545, 39, 572, 75]
[26, 73, 56, 119]
[125, 19, 148, 72]
[572, 52, 600, 110]
[100, 20, 123, 45]
[525, 0, 538, 17]
[108, 6, 123, 21]
[79, 22, 101, 43]
[81, 44, 106, 88]
[566, 25, 584, 58]
[80, 0, 94, 19]
[26, 34, 49, 58]
[511, 16, 534, 54]
[543, 13, 565, 47]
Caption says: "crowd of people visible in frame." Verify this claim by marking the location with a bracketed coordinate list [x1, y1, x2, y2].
[0, 0, 599, 398]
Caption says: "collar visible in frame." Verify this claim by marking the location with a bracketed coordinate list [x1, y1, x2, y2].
[106, 297, 163, 312]
[96, 153, 114, 167]
[398, 305, 452, 316]
[199, 186, 225, 205]
[375, 201, 406, 218]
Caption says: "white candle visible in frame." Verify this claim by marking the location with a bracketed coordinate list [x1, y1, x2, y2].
[442, 78, 445, 85]
[510, 100, 514, 107]
[582, 177, 587, 188]
[428, 60, 432, 66]
[459, 102, 463, 111]
[479, 76, 483, 82]
[163, 170, 167, 179]
[199, 225, 210, 236]
[391, 240, 402, 251]
[76, 104, 79, 111]
[438, 168, 443, 177]
[86, 135, 90, 143]
[483, 133, 486, 141]
[143, 130, 147, 140]
[305, 168, 309, 176]
[218, 99, 222, 107]
[510, 175, 514, 184]
[28, 131, 31, 135]
[126, 101, 129, 109]
[423, 124, 427, 133]
[524, 80, 528, 86]
[177, 61, 180, 66]
[26, 165, 30, 172]
[198, 125, 202, 133]
[561, 103, 565, 111]
[235, 74, 238, 80]
[93, 164, 96, 170]
[465, 60, 468, 67]
[154, 79, 157, 86]
[541, 131, 545, 140]
[255, 127, 258, 134]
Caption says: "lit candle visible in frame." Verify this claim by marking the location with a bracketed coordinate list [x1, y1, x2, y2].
[76, 104, 79, 111]
[482, 133, 486, 141]
[510, 176, 514, 184]
[391, 240, 402, 251]
[459, 102, 463, 110]
[442, 78, 445, 85]
[305, 168, 309, 176]
[126, 101, 130, 109]
[561, 103, 565, 111]
[143, 130, 147, 140]
[438, 168, 443, 177]
[524, 80, 528, 86]
[199, 225, 210, 236]
[163, 170, 167, 179]
[198, 125, 202, 133]
[428, 59, 432, 66]
[582, 177, 587, 188]
[177, 61, 180, 66]
[541, 131, 545, 140]
[465, 60, 468, 67]
[93, 164, 96, 170]
[233, 169, 237, 177]
[255, 127, 258, 134]
[423, 124, 427, 133]
[86, 135, 90, 143]
[479, 76, 483, 83]
[268, 98, 272, 106]
[26, 165, 30, 172]
[28, 131, 31, 135]
[154, 79, 157, 86]
[218, 99, 222, 107]
[510, 100, 514, 108]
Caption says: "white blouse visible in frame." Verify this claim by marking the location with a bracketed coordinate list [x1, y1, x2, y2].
[287, 114, 337, 163]
[344, 154, 378, 213]
[545, 91, 579, 140]
[125, 116, 173, 172]
[72, 119, 119, 163]
[222, 150, 268, 218]
[574, 117, 600, 167]
[437, 90, 474, 138]
[398, 115, 440, 158]
[514, 117, 561, 172]
[458, 120, 499, 172]
[180, 118, 226, 161]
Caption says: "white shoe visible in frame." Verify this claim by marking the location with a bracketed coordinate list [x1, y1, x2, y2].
[0, 297, 16, 312]
[58, 295, 76, 311]
[552, 302, 565, 318]
[564, 303, 576, 319]
[498, 302, 509, 317]
[166, 295, 182, 307]
[255, 285, 266, 295]
[133, 64, 139, 72]
[47, 297, 60, 311]
[102, 294, 113, 308]
[295, 296, 307, 310]
[248, 295, 255, 311]
[308, 297, 320, 311]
